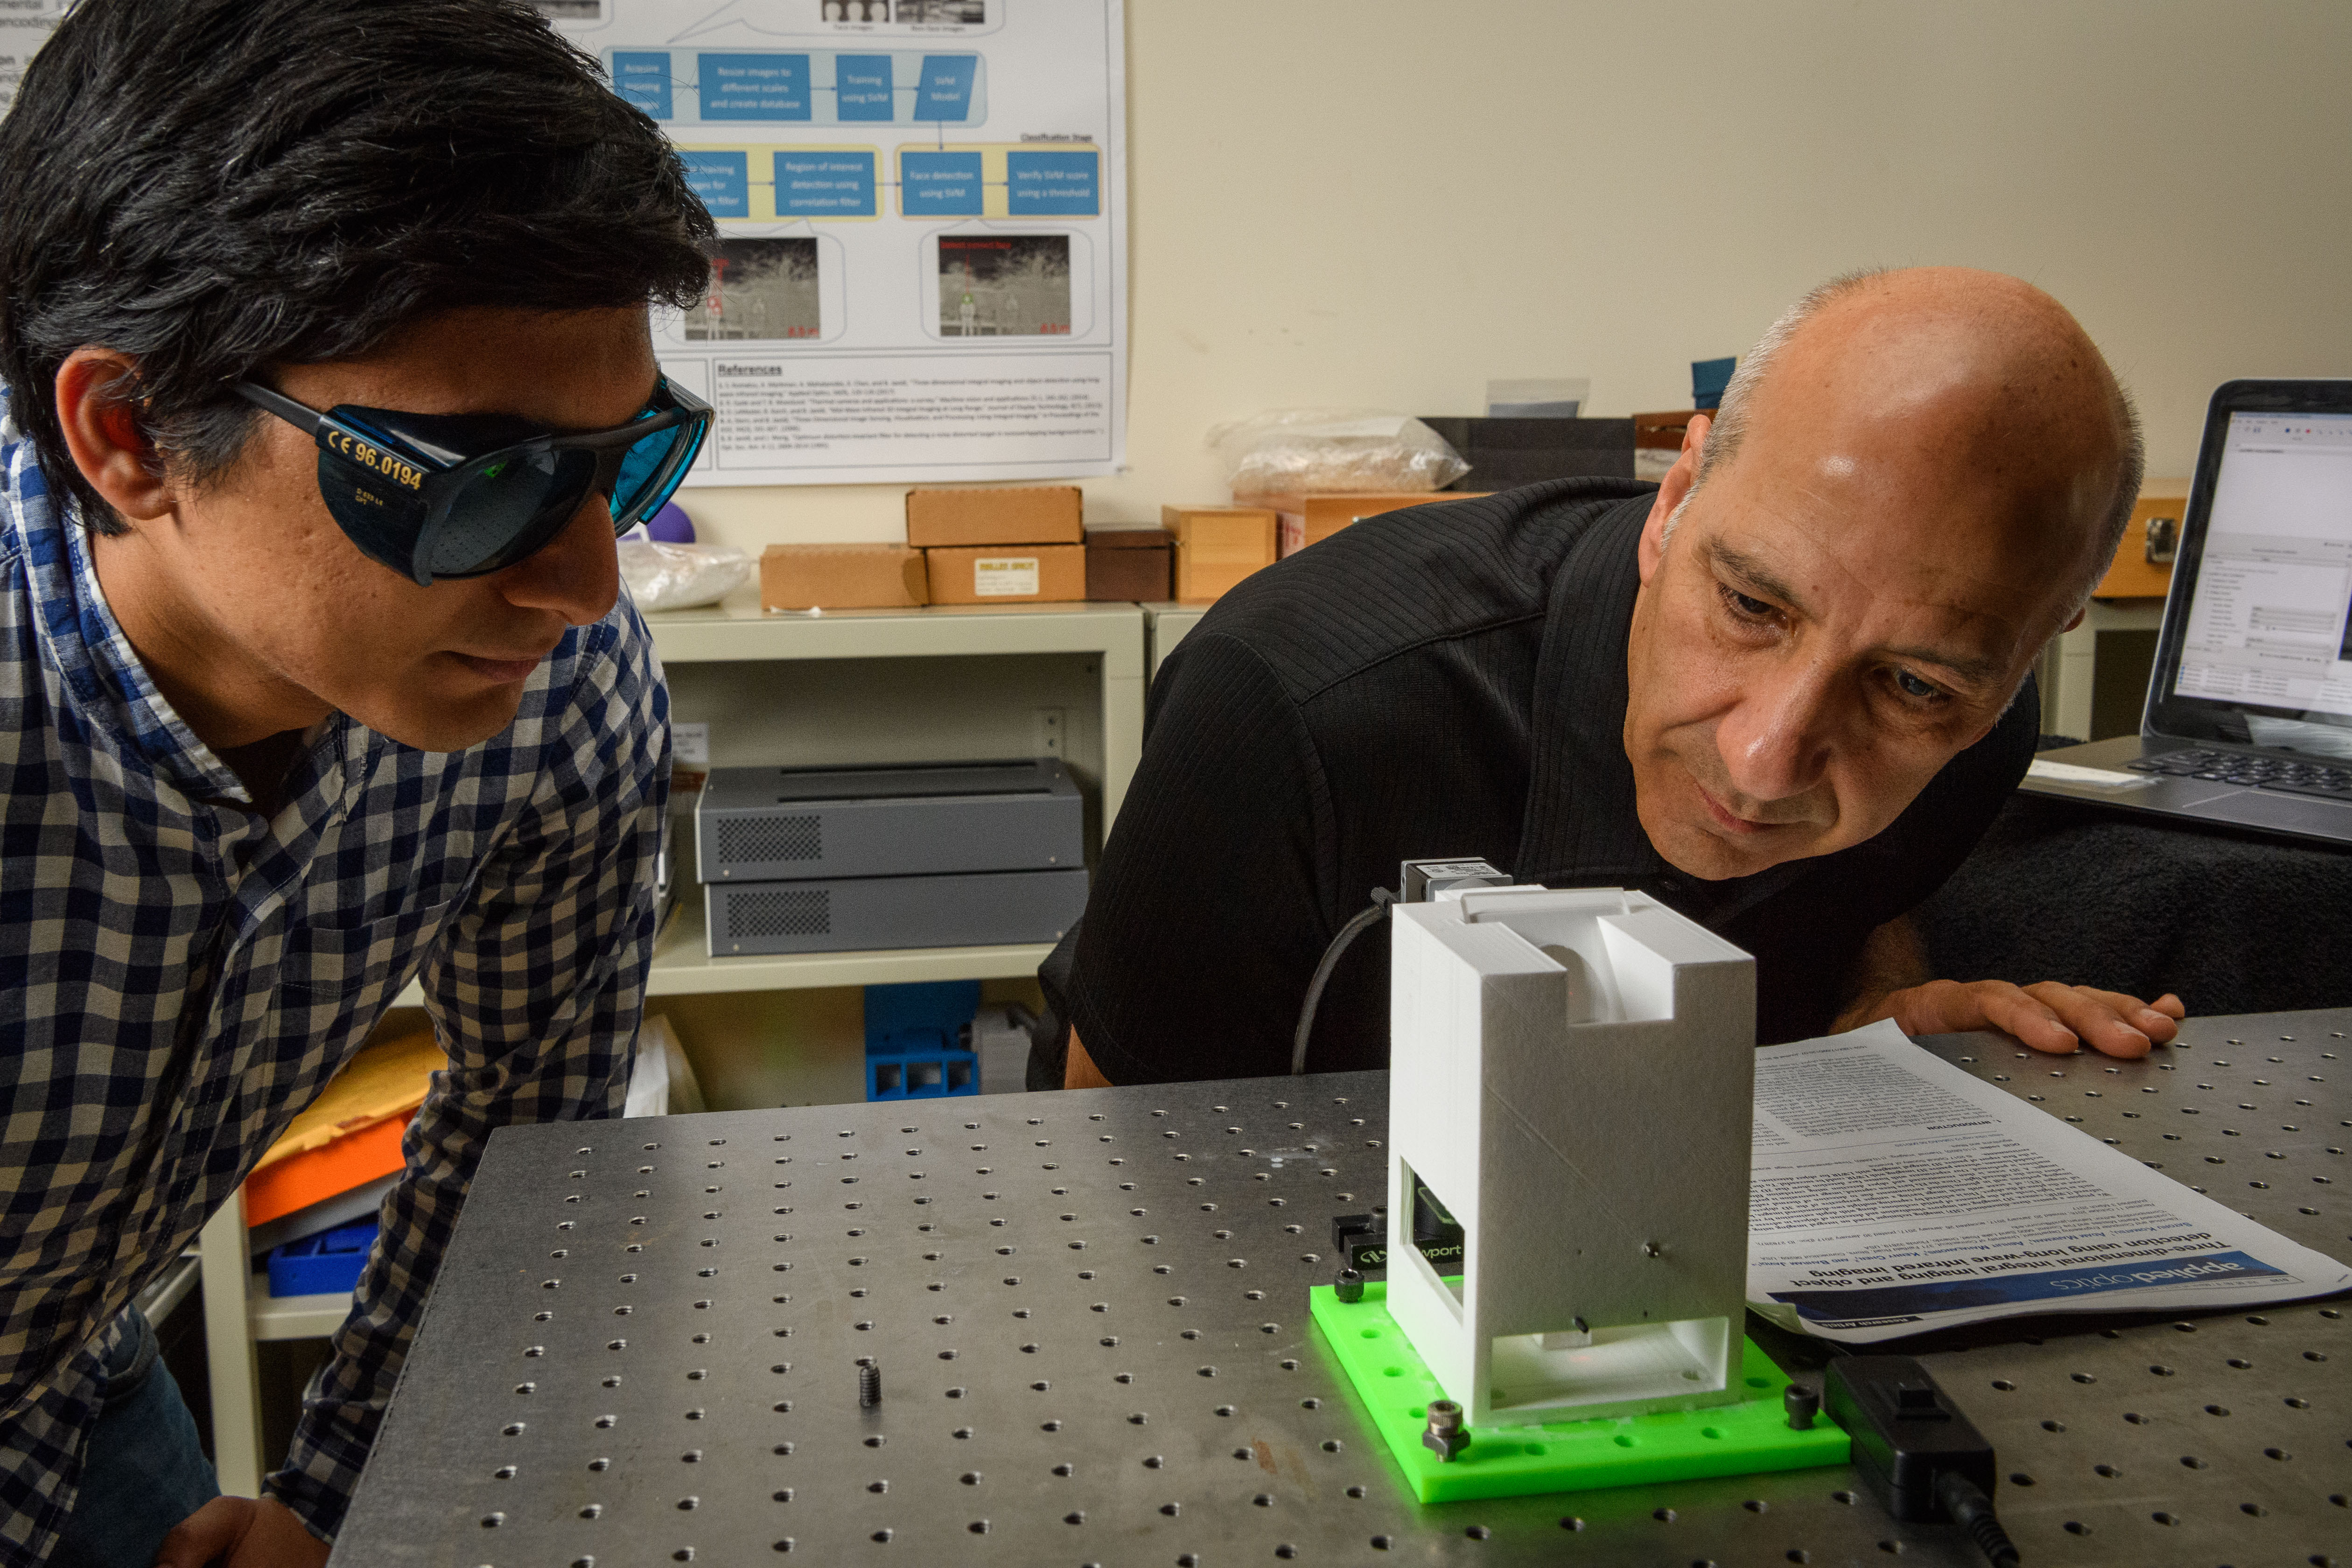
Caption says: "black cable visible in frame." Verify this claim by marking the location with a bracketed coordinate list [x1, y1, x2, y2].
[1933, 1470, 2021, 1568]
[1291, 889, 1394, 1075]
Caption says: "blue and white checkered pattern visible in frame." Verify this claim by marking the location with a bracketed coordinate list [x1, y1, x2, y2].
[0, 393, 667, 1560]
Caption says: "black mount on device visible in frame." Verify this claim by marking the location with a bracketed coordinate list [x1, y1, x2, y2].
[1290, 858, 1513, 1076]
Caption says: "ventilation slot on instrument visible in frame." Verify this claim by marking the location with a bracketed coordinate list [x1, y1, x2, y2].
[726, 888, 831, 939]
[718, 814, 822, 866]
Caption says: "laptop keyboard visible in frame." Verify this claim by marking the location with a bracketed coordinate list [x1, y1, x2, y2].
[2127, 748, 2352, 801]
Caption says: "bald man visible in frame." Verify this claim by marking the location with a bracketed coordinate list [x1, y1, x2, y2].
[1045, 266, 2185, 1089]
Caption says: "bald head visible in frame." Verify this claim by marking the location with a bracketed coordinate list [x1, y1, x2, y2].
[1690, 267, 2143, 613]
[1623, 268, 2146, 883]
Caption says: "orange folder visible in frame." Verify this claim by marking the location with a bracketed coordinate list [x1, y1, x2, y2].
[243, 1112, 414, 1229]
[243, 1028, 442, 1230]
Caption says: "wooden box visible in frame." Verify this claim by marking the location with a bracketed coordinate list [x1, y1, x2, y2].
[1163, 505, 1276, 601]
[1084, 526, 1173, 601]
[1233, 492, 1480, 559]
[2091, 489, 2191, 600]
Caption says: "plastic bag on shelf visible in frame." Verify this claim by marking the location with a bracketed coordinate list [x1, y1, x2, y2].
[617, 538, 752, 612]
[1209, 408, 1470, 496]
[623, 1014, 707, 1118]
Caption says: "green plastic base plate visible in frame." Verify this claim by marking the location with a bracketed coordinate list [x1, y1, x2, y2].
[1309, 1281, 1849, 1504]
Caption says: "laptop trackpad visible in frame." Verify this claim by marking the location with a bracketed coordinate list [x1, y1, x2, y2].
[2105, 776, 2236, 811]
[2178, 790, 2352, 833]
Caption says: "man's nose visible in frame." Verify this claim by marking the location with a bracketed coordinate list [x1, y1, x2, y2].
[1715, 656, 1841, 805]
[496, 495, 622, 626]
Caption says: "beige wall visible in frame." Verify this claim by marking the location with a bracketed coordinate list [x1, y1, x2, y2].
[682, 0, 2352, 550]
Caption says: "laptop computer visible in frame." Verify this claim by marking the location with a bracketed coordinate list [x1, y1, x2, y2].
[2022, 378, 2352, 847]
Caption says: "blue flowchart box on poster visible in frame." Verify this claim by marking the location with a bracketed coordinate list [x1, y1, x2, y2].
[901, 150, 984, 215]
[611, 52, 673, 119]
[701, 52, 812, 120]
[833, 54, 894, 121]
[914, 55, 977, 120]
[679, 150, 749, 218]
[777, 150, 876, 216]
[1006, 149, 1099, 215]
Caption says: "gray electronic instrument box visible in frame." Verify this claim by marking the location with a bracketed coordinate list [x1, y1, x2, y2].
[695, 758, 1089, 955]
[696, 758, 1084, 884]
[706, 867, 1089, 956]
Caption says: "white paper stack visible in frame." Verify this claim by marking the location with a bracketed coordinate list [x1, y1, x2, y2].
[1746, 1022, 2351, 1343]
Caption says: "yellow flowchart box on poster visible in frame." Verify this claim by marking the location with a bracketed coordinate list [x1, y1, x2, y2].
[674, 143, 886, 223]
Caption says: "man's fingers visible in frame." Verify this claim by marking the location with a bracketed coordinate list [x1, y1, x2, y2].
[1973, 983, 2084, 1055]
[2022, 982, 2152, 1060]
[231, 1498, 333, 1568]
[1882, 978, 2002, 1036]
[1869, 978, 2188, 1059]
[2068, 986, 2185, 1044]
[154, 1497, 254, 1568]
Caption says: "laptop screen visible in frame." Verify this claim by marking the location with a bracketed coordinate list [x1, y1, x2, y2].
[2146, 385, 2352, 750]
[2171, 411, 2352, 719]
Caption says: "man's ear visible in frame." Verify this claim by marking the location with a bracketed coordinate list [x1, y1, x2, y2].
[54, 348, 174, 526]
[1637, 412, 1710, 583]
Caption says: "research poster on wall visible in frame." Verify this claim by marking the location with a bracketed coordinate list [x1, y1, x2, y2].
[546, 0, 1128, 487]
[0, 0, 65, 119]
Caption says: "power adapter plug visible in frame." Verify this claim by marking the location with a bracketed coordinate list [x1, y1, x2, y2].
[1824, 1355, 2021, 1568]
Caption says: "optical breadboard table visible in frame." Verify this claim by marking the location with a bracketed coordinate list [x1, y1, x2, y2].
[335, 1009, 2351, 1567]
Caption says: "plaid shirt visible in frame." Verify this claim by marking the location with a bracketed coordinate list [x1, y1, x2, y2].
[0, 396, 666, 1560]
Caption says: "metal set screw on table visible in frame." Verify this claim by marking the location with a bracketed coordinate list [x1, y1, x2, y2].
[335, 1009, 2352, 1568]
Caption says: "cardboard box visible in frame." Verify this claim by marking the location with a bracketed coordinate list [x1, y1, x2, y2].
[925, 544, 1086, 605]
[905, 486, 1084, 548]
[1232, 492, 1480, 558]
[1084, 526, 1173, 601]
[1162, 506, 1276, 602]
[761, 544, 928, 611]
[2092, 487, 2191, 600]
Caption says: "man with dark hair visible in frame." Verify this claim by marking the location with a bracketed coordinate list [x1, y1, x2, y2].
[1053, 268, 2187, 1091]
[0, 2, 714, 1562]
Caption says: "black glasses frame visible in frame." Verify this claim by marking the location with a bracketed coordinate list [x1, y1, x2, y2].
[236, 376, 713, 585]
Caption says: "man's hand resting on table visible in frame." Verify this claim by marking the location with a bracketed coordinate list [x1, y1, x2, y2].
[1837, 916, 2186, 1058]
[154, 1497, 331, 1568]
[1853, 979, 2185, 1058]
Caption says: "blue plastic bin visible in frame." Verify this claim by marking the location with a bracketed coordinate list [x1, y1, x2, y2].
[266, 1219, 379, 1297]
[864, 980, 981, 1100]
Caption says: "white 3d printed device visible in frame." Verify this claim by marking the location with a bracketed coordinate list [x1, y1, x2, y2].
[1384, 885, 1756, 1427]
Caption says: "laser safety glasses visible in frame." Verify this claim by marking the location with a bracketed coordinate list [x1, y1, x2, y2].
[236, 376, 713, 586]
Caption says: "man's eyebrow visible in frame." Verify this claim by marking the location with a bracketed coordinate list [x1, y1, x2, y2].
[1885, 642, 2004, 686]
[1708, 542, 2004, 686]
[1708, 543, 1812, 618]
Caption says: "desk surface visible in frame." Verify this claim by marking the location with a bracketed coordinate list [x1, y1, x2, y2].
[336, 1011, 2350, 1566]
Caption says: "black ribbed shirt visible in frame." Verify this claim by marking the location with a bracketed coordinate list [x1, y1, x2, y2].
[1061, 479, 2037, 1084]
